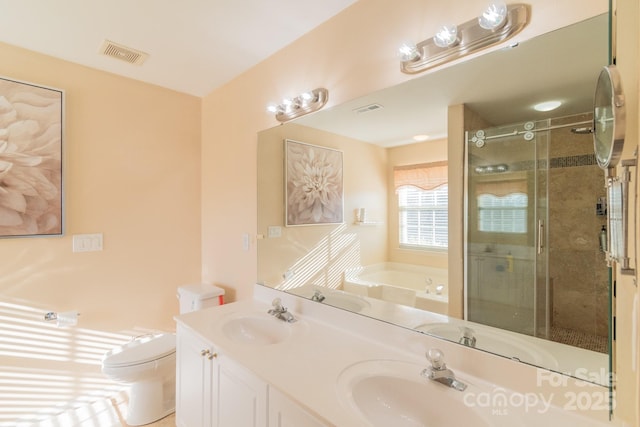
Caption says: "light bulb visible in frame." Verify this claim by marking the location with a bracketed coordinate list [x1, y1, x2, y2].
[266, 104, 278, 113]
[479, 2, 508, 30]
[299, 91, 314, 107]
[398, 42, 419, 61]
[433, 25, 458, 48]
[300, 91, 314, 101]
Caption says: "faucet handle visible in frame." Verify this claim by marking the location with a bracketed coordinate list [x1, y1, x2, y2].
[271, 298, 285, 311]
[459, 326, 475, 338]
[426, 348, 446, 370]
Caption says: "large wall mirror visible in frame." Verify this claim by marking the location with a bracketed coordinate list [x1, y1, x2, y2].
[257, 6, 611, 386]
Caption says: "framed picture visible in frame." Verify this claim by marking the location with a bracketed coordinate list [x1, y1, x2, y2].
[0, 76, 64, 237]
[285, 139, 343, 226]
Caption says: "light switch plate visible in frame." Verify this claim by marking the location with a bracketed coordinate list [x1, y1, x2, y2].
[268, 226, 282, 238]
[72, 233, 103, 252]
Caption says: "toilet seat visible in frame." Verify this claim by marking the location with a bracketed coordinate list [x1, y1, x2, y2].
[103, 333, 176, 368]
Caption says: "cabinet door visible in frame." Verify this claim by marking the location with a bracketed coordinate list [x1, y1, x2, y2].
[176, 325, 216, 427]
[269, 388, 329, 427]
[213, 354, 268, 427]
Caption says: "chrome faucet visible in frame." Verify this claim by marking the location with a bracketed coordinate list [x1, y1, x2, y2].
[425, 277, 433, 293]
[421, 349, 467, 391]
[268, 298, 296, 323]
[311, 290, 326, 302]
[458, 326, 477, 348]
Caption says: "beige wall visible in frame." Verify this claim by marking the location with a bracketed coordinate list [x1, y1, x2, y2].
[0, 42, 202, 333]
[256, 123, 387, 288]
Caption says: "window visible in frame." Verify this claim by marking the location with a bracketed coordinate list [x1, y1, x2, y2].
[474, 180, 528, 234]
[477, 193, 528, 233]
[394, 162, 448, 250]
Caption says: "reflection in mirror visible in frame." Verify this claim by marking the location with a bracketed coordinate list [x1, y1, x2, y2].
[257, 12, 610, 385]
[465, 114, 607, 349]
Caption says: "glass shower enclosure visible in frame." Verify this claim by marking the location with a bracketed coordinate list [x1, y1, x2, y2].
[465, 114, 610, 353]
[465, 119, 550, 338]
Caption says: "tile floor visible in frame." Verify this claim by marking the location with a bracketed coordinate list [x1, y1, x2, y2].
[31, 390, 175, 427]
[108, 392, 175, 427]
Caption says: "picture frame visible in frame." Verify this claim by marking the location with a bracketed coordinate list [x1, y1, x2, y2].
[0, 76, 64, 238]
[285, 139, 343, 226]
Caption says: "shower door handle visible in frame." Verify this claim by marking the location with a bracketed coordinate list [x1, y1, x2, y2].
[537, 220, 544, 254]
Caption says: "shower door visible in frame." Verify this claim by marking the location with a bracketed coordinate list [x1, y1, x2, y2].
[465, 120, 550, 338]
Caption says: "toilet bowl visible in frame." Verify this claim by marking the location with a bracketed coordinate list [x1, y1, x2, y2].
[102, 333, 176, 426]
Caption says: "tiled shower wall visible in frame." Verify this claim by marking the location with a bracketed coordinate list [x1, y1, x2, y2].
[548, 113, 609, 338]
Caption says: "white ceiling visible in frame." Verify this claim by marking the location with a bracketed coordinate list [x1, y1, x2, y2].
[0, 0, 357, 97]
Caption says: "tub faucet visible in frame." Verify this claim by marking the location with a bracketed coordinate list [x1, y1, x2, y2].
[458, 327, 477, 348]
[311, 290, 326, 302]
[268, 298, 296, 323]
[421, 349, 467, 391]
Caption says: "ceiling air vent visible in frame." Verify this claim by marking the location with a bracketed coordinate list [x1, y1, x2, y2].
[99, 40, 148, 65]
[353, 103, 384, 114]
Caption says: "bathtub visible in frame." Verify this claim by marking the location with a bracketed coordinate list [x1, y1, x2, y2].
[342, 262, 448, 315]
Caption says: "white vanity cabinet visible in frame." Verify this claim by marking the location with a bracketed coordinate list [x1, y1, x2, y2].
[176, 322, 328, 427]
[176, 324, 218, 427]
[268, 388, 329, 427]
[176, 324, 268, 427]
[213, 354, 268, 426]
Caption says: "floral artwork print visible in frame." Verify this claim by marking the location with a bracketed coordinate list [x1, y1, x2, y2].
[0, 77, 63, 237]
[285, 139, 343, 226]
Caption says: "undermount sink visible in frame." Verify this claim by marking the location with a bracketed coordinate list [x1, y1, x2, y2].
[220, 312, 306, 346]
[414, 322, 559, 369]
[336, 359, 499, 427]
[320, 290, 371, 312]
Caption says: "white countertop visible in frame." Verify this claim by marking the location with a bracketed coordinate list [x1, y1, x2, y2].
[174, 286, 620, 427]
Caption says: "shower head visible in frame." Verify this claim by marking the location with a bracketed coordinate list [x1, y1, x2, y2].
[570, 127, 593, 134]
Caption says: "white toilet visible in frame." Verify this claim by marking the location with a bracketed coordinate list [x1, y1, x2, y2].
[102, 333, 177, 425]
[101, 284, 225, 425]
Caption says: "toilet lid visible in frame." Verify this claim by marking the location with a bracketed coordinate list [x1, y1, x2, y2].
[103, 333, 176, 367]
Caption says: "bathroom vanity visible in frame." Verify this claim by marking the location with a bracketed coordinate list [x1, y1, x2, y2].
[174, 285, 619, 427]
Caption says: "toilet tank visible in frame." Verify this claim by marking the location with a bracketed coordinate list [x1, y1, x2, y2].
[177, 283, 225, 313]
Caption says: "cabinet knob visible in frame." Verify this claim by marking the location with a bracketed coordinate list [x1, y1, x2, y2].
[200, 349, 210, 357]
[208, 352, 218, 360]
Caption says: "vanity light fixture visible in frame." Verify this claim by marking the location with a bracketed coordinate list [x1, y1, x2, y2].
[474, 164, 509, 174]
[399, 3, 529, 74]
[267, 88, 329, 122]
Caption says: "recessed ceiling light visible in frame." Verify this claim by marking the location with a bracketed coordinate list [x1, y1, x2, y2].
[413, 134, 430, 141]
[533, 100, 562, 112]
